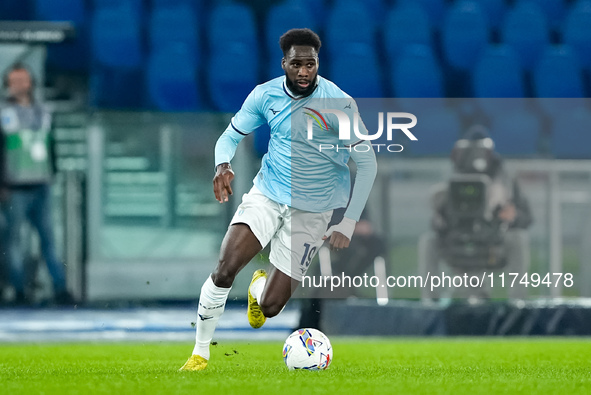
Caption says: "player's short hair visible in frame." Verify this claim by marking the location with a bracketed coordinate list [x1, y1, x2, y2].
[279, 28, 321, 56]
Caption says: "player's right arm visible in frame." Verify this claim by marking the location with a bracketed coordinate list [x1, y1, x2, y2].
[213, 86, 265, 203]
[213, 162, 234, 203]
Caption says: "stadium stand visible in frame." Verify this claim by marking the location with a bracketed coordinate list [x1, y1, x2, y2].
[563, 0, 591, 69]
[526, 0, 566, 30]
[551, 107, 591, 158]
[489, 110, 541, 156]
[534, 45, 584, 98]
[146, 46, 201, 111]
[0, 0, 583, 158]
[34, 0, 88, 72]
[501, 1, 549, 71]
[399, 0, 446, 29]
[93, 0, 144, 18]
[390, 45, 443, 99]
[442, 1, 490, 70]
[90, 2, 144, 107]
[149, 3, 199, 58]
[534, 45, 585, 118]
[405, 106, 462, 156]
[207, 3, 258, 54]
[325, 2, 375, 56]
[383, 2, 432, 62]
[333, 0, 387, 25]
[473, 45, 525, 116]
[329, 45, 384, 98]
[478, 0, 508, 30]
[265, 1, 317, 80]
[208, 46, 258, 112]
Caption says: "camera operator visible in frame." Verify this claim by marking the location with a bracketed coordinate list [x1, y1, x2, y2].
[418, 126, 532, 301]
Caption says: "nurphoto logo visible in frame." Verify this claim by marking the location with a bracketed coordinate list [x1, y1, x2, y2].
[304, 108, 417, 153]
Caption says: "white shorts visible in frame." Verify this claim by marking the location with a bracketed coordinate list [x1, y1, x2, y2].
[230, 186, 332, 281]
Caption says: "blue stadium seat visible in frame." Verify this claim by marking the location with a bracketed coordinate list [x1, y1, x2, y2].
[551, 107, 591, 159]
[0, 0, 33, 20]
[501, 2, 548, 71]
[152, 0, 200, 9]
[329, 46, 384, 98]
[442, 1, 489, 70]
[473, 45, 524, 98]
[34, 0, 88, 71]
[525, 0, 566, 30]
[90, 3, 144, 108]
[489, 110, 540, 156]
[208, 47, 259, 112]
[265, 2, 317, 79]
[146, 46, 201, 111]
[93, 0, 143, 16]
[405, 107, 461, 156]
[534, 45, 584, 117]
[35, 0, 84, 22]
[478, 0, 507, 30]
[149, 4, 199, 57]
[89, 67, 145, 108]
[283, 0, 327, 27]
[534, 45, 583, 98]
[91, 5, 143, 69]
[208, 3, 257, 54]
[325, 3, 375, 56]
[383, 3, 432, 62]
[399, 0, 446, 29]
[391, 45, 443, 99]
[563, 1, 591, 69]
[473, 45, 525, 116]
[332, 0, 386, 25]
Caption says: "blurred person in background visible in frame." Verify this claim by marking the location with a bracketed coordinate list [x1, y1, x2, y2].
[418, 126, 533, 301]
[0, 63, 73, 305]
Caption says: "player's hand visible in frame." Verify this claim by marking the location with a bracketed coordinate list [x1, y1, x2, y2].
[213, 163, 234, 203]
[322, 217, 356, 251]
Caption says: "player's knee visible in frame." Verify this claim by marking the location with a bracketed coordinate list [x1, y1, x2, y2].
[211, 263, 237, 288]
[259, 299, 284, 318]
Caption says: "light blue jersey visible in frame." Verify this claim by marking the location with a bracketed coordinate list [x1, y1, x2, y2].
[215, 76, 367, 213]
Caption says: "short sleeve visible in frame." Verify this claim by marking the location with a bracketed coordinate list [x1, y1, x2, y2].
[230, 86, 266, 135]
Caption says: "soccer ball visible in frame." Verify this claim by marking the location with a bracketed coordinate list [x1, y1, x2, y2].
[282, 328, 333, 370]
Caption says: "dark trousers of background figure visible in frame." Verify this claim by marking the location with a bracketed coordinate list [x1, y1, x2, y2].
[418, 229, 530, 300]
[2, 184, 66, 298]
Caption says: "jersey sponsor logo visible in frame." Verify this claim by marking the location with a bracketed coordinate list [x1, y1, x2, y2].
[269, 108, 280, 115]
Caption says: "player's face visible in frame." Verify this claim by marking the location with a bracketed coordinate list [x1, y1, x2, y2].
[7, 69, 33, 99]
[282, 45, 319, 96]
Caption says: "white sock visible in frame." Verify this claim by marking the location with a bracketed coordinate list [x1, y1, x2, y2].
[192, 275, 231, 360]
[250, 276, 266, 302]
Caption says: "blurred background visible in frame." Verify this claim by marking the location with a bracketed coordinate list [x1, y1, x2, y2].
[0, 0, 590, 339]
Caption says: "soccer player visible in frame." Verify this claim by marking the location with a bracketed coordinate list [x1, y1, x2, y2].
[180, 28, 377, 371]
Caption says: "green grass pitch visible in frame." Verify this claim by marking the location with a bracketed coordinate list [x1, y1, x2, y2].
[1, 339, 590, 394]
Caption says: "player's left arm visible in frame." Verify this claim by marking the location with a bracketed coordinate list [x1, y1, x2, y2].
[323, 140, 377, 250]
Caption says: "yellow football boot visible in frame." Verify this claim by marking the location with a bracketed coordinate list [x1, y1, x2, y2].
[179, 354, 208, 371]
[247, 269, 267, 329]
